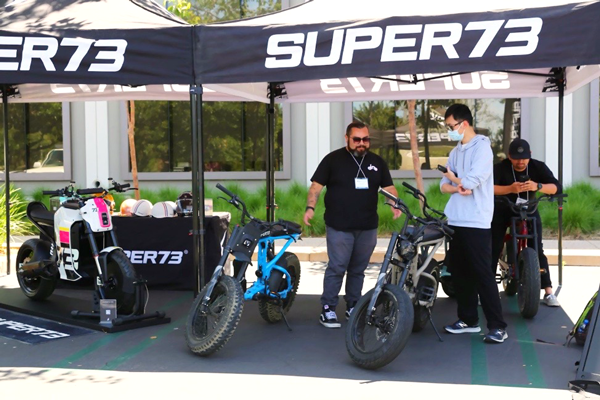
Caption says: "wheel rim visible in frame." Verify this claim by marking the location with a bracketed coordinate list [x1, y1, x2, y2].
[192, 284, 229, 339]
[104, 258, 126, 302]
[351, 291, 399, 353]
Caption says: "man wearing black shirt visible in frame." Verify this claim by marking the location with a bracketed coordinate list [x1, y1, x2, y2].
[304, 121, 401, 328]
[492, 138, 562, 307]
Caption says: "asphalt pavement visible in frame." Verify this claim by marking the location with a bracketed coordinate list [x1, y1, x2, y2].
[1, 244, 599, 399]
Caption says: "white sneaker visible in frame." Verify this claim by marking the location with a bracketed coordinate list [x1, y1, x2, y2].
[543, 294, 560, 307]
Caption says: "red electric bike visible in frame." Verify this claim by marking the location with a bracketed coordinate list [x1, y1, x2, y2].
[496, 193, 566, 319]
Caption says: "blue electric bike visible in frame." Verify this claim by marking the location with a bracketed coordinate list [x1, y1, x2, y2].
[185, 183, 302, 356]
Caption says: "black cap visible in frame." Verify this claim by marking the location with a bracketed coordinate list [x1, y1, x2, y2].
[508, 138, 531, 160]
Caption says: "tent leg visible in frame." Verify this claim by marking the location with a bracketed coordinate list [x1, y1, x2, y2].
[556, 68, 565, 295]
[266, 83, 276, 222]
[2, 85, 10, 275]
[190, 85, 206, 297]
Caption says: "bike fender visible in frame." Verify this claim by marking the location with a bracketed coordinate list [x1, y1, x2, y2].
[99, 246, 123, 254]
[98, 247, 123, 277]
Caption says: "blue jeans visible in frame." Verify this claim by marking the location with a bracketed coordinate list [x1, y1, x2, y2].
[321, 226, 378, 308]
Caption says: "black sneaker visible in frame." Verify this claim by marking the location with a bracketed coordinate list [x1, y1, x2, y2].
[345, 302, 356, 321]
[319, 305, 341, 328]
[444, 320, 481, 334]
[484, 328, 508, 343]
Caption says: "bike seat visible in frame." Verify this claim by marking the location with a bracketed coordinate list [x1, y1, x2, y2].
[27, 202, 54, 226]
[406, 225, 445, 242]
[270, 219, 302, 236]
[422, 226, 445, 242]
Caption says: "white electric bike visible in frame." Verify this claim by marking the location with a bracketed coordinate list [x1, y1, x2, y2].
[16, 180, 156, 324]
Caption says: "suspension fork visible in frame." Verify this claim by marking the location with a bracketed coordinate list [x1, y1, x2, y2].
[200, 224, 242, 309]
[84, 221, 105, 282]
[366, 232, 407, 320]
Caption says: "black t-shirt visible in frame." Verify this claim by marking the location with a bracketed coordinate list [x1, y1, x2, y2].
[311, 147, 393, 231]
[493, 158, 562, 215]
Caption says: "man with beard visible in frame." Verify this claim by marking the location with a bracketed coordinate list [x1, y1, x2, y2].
[491, 138, 561, 307]
[304, 121, 401, 328]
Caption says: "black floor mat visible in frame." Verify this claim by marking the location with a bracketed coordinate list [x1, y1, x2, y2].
[0, 308, 93, 344]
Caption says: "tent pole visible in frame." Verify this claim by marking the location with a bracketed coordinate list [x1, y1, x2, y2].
[190, 84, 206, 297]
[266, 83, 276, 222]
[2, 85, 10, 275]
[556, 68, 565, 295]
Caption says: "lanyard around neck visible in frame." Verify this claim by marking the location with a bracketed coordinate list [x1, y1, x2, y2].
[512, 165, 529, 201]
[350, 152, 366, 178]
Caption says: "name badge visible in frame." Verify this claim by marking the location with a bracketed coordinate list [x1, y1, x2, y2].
[516, 197, 528, 206]
[355, 178, 369, 189]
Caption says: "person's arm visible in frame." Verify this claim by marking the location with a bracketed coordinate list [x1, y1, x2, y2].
[460, 142, 493, 191]
[520, 160, 559, 195]
[440, 151, 458, 194]
[494, 182, 523, 195]
[381, 184, 402, 219]
[304, 181, 324, 226]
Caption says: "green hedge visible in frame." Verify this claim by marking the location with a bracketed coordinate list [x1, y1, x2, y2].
[14, 180, 600, 238]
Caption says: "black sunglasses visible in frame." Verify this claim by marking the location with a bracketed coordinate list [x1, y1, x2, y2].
[351, 136, 370, 143]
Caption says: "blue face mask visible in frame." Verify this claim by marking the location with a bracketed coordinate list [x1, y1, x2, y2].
[448, 128, 464, 141]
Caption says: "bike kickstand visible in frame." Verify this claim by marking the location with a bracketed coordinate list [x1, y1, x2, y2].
[428, 309, 443, 342]
[279, 303, 292, 332]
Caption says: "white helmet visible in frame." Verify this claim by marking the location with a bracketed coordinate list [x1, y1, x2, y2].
[131, 199, 153, 217]
[119, 198, 137, 216]
[151, 201, 177, 218]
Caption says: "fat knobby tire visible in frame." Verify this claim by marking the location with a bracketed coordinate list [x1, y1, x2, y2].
[16, 239, 57, 300]
[186, 275, 244, 356]
[518, 247, 541, 319]
[258, 252, 301, 323]
[345, 284, 414, 370]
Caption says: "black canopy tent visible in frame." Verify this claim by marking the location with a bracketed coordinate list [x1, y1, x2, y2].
[0, 0, 254, 287]
[191, 0, 600, 293]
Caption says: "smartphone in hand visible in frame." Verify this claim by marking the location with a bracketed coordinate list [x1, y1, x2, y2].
[437, 165, 448, 173]
[518, 175, 531, 182]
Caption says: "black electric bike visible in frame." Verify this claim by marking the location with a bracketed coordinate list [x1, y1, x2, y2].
[345, 182, 454, 370]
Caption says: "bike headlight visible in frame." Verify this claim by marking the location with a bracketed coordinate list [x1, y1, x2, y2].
[397, 239, 416, 260]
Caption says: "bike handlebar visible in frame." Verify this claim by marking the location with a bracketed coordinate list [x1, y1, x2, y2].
[77, 188, 104, 195]
[379, 187, 452, 237]
[42, 190, 61, 196]
[495, 193, 568, 215]
[216, 183, 236, 199]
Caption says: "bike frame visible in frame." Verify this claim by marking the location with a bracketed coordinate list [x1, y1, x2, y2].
[201, 189, 301, 309]
[502, 207, 540, 280]
[366, 184, 450, 322]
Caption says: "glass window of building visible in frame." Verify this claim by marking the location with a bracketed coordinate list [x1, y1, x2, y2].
[0, 103, 65, 175]
[131, 101, 283, 173]
[131, 0, 283, 174]
[352, 99, 521, 171]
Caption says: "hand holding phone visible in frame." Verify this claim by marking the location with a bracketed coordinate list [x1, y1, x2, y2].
[518, 175, 530, 183]
[437, 165, 448, 173]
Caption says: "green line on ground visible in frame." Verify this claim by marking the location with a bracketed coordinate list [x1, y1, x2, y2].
[471, 307, 489, 385]
[52, 333, 125, 369]
[507, 296, 546, 388]
[51, 292, 190, 369]
[100, 315, 186, 371]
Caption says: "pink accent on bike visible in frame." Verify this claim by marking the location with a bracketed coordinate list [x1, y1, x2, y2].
[59, 229, 69, 244]
[93, 197, 111, 228]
